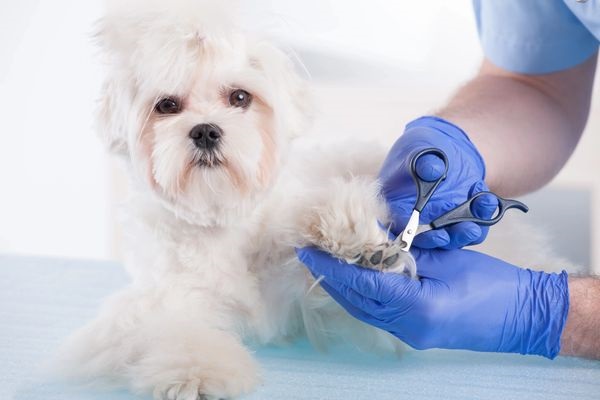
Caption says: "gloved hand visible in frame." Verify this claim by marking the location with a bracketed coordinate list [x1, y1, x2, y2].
[297, 246, 570, 359]
[380, 116, 497, 249]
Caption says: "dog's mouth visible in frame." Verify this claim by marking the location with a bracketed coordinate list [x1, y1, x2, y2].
[192, 150, 224, 168]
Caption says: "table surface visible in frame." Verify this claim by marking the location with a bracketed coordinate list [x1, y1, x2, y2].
[1, 255, 599, 400]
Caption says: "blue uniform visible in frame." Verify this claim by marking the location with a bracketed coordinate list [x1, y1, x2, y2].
[473, 0, 600, 74]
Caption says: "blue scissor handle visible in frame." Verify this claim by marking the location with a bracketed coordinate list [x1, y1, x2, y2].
[429, 191, 529, 229]
[410, 148, 449, 212]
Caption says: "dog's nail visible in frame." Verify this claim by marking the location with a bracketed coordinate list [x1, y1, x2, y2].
[382, 253, 399, 267]
[369, 250, 383, 265]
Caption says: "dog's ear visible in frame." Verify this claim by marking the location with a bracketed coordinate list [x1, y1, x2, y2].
[95, 73, 132, 156]
[93, 13, 140, 157]
[251, 42, 313, 139]
[278, 54, 313, 139]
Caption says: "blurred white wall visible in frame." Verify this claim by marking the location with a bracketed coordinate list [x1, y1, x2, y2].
[0, 1, 598, 270]
[0, 0, 109, 260]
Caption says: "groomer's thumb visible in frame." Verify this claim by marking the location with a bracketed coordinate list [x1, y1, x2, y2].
[415, 153, 445, 182]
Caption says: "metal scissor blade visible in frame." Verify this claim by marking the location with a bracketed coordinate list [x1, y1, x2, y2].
[397, 211, 420, 252]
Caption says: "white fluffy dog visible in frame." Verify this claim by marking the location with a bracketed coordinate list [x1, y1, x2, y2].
[60, 1, 577, 399]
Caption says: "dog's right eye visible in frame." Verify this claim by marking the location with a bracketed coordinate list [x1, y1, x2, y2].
[155, 98, 181, 114]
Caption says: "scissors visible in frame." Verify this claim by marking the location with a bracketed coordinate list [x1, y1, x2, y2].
[397, 148, 529, 252]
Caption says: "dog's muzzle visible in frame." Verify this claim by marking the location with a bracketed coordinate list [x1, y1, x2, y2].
[189, 123, 224, 167]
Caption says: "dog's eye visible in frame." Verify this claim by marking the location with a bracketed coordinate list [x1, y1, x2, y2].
[155, 97, 181, 114]
[228, 89, 252, 109]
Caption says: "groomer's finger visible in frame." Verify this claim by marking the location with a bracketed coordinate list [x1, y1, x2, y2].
[386, 204, 413, 236]
[411, 199, 455, 249]
[470, 226, 490, 246]
[467, 181, 499, 246]
[296, 247, 381, 299]
[442, 221, 482, 249]
[296, 247, 414, 303]
[412, 229, 450, 249]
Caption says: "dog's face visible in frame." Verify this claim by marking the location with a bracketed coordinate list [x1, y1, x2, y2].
[97, 0, 309, 226]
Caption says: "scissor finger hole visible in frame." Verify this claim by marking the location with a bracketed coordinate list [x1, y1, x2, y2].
[469, 195, 500, 220]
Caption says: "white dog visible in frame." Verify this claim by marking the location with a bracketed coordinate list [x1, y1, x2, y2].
[60, 1, 577, 399]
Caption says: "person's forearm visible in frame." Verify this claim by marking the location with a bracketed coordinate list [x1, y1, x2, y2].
[560, 276, 600, 359]
[436, 56, 596, 197]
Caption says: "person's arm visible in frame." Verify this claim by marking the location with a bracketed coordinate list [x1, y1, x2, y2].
[560, 276, 600, 359]
[437, 55, 597, 197]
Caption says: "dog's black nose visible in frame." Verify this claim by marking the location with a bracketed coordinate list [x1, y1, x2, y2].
[189, 124, 223, 150]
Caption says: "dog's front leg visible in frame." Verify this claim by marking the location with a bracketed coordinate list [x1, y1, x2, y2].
[294, 176, 416, 276]
[59, 286, 260, 400]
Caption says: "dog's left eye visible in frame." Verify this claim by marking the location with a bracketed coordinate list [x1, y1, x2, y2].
[228, 89, 252, 109]
[155, 97, 181, 114]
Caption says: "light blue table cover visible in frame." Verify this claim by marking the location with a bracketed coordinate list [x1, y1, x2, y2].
[1, 255, 599, 400]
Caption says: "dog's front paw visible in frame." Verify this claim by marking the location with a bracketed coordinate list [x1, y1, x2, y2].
[150, 358, 260, 400]
[148, 355, 260, 400]
[152, 362, 259, 400]
[137, 329, 260, 400]
[155, 381, 213, 400]
[154, 373, 256, 400]
[301, 177, 416, 277]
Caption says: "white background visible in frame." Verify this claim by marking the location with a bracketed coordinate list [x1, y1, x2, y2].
[1, 1, 598, 269]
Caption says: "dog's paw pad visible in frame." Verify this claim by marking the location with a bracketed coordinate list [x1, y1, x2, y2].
[369, 250, 383, 265]
[382, 253, 399, 267]
[353, 242, 415, 277]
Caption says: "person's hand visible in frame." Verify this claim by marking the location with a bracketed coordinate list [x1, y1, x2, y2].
[296, 246, 569, 359]
[380, 116, 497, 249]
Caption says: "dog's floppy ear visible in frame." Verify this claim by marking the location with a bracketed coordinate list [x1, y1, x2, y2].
[277, 54, 313, 139]
[251, 42, 313, 139]
[93, 12, 141, 157]
[95, 74, 133, 156]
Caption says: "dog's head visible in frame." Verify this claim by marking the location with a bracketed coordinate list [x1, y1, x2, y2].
[97, 0, 310, 226]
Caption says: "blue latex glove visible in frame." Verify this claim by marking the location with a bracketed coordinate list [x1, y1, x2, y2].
[297, 246, 570, 359]
[380, 116, 498, 249]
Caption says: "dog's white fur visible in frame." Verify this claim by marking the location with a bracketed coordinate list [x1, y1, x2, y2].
[59, 1, 578, 399]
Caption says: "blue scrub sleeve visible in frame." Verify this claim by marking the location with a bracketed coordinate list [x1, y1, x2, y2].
[473, 0, 599, 74]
